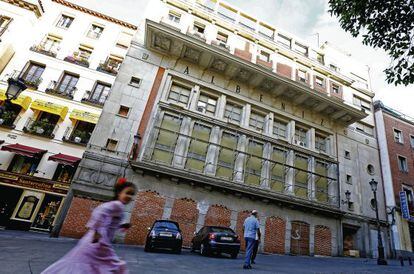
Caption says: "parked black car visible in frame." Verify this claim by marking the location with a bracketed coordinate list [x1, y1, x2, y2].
[144, 220, 183, 253]
[191, 226, 240, 258]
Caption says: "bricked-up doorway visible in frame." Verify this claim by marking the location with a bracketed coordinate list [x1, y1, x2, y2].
[290, 221, 310, 255]
[342, 224, 360, 257]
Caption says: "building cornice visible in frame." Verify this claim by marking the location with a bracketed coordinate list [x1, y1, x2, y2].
[374, 100, 414, 127]
[51, 0, 137, 30]
[1, 0, 44, 17]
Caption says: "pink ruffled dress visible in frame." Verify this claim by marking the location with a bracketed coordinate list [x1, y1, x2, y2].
[42, 200, 128, 274]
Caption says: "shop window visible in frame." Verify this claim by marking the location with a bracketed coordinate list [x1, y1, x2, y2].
[249, 111, 265, 132]
[106, 139, 118, 151]
[245, 140, 264, 186]
[315, 161, 329, 203]
[197, 93, 217, 116]
[67, 120, 95, 144]
[16, 194, 39, 221]
[24, 111, 59, 138]
[152, 114, 182, 164]
[56, 14, 74, 29]
[270, 148, 286, 192]
[168, 11, 181, 24]
[31, 195, 62, 231]
[185, 123, 211, 172]
[295, 155, 309, 198]
[216, 132, 238, 179]
[84, 82, 111, 106]
[7, 154, 40, 175]
[398, 155, 408, 172]
[87, 24, 104, 39]
[273, 120, 287, 139]
[53, 164, 75, 183]
[224, 102, 242, 124]
[21, 62, 45, 88]
[393, 129, 403, 143]
[168, 83, 191, 106]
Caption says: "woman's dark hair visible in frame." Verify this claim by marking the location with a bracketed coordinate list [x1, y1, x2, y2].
[113, 178, 135, 200]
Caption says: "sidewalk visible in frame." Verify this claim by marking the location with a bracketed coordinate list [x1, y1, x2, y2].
[0, 230, 411, 274]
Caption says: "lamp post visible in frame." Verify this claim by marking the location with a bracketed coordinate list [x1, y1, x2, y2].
[1, 77, 27, 112]
[369, 178, 387, 265]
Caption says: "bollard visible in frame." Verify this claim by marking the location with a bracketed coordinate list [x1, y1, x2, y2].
[399, 256, 404, 266]
[409, 257, 412, 266]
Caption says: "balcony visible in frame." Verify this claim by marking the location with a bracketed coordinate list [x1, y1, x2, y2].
[81, 91, 106, 107]
[144, 19, 367, 125]
[63, 127, 91, 146]
[96, 60, 119, 76]
[64, 54, 89, 68]
[30, 44, 59, 58]
[45, 80, 76, 99]
[5, 70, 42, 89]
[211, 40, 230, 52]
[0, 112, 20, 129]
[23, 118, 59, 138]
[186, 30, 206, 42]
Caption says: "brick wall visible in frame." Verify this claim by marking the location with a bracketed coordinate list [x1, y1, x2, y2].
[60, 197, 102, 238]
[276, 63, 292, 79]
[235, 210, 251, 251]
[204, 204, 231, 227]
[234, 42, 252, 62]
[125, 190, 165, 245]
[290, 221, 310, 255]
[264, 216, 286, 254]
[170, 198, 198, 247]
[314, 225, 332, 256]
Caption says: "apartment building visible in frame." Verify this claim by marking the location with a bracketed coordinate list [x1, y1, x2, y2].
[0, 0, 136, 231]
[56, 0, 389, 258]
[375, 101, 414, 257]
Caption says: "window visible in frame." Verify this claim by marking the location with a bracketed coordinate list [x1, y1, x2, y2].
[345, 150, 351, 159]
[398, 155, 408, 172]
[277, 34, 291, 48]
[258, 50, 271, 62]
[239, 14, 256, 31]
[258, 23, 274, 39]
[249, 112, 265, 132]
[77, 45, 92, 60]
[297, 70, 307, 83]
[295, 128, 307, 147]
[25, 112, 59, 138]
[56, 14, 74, 29]
[87, 24, 104, 39]
[21, 62, 45, 86]
[106, 139, 118, 151]
[316, 52, 324, 65]
[410, 135, 414, 148]
[53, 164, 75, 183]
[193, 22, 205, 34]
[295, 155, 309, 198]
[315, 76, 325, 88]
[355, 122, 374, 136]
[332, 83, 340, 94]
[224, 103, 242, 123]
[353, 96, 371, 112]
[88, 82, 111, 105]
[346, 174, 352, 184]
[39, 35, 61, 54]
[315, 161, 329, 202]
[67, 120, 95, 144]
[270, 148, 286, 192]
[7, 155, 40, 175]
[129, 77, 141, 88]
[403, 187, 414, 212]
[216, 132, 238, 179]
[315, 135, 328, 153]
[168, 83, 191, 106]
[273, 120, 287, 139]
[185, 123, 211, 172]
[367, 164, 375, 175]
[168, 11, 181, 23]
[245, 140, 264, 186]
[217, 32, 228, 44]
[0, 16, 12, 37]
[197, 93, 217, 116]
[217, 4, 236, 22]
[118, 105, 130, 117]
[57, 72, 79, 94]
[330, 64, 339, 72]
[152, 114, 182, 164]
[294, 42, 308, 56]
[393, 129, 403, 143]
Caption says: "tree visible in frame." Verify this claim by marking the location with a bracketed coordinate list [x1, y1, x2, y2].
[328, 0, 414, 86]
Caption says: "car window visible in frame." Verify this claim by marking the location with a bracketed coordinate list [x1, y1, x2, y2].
[210, 227, 234, 233]
[154, 221, 178, 229]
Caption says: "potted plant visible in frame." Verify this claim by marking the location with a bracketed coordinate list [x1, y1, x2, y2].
[72, 129, 89, 143]
[31, 118, 52, 135]
[0, 111, 16, 126]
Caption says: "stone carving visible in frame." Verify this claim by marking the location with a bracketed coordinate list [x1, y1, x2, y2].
[183, 47, 201, 62]
[260, 79, 276, 91]
[236, 69, 251, 82]
[153, 33, 171, 51]
[210, 58, 227, 72]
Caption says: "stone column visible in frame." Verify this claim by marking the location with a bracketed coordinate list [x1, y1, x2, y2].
[261, 142, 272, 189]
[188, 85, 200, 111]
[173, 116, 192, 167]
[234, 134, 247, 183]
[285, 150, 295, 195]
[285, 217, 292, 254]
[205, 126, 221, 175]
[309, 224, 315, 256]
[328, 163, 338, 206]
[308, 156, 316, 200]
[308, 128, 315, 150]
[217, 94, 226, 119]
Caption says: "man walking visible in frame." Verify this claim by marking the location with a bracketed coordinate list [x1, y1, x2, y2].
[251, 226, 261, 264]
[242, 210, 260, 269]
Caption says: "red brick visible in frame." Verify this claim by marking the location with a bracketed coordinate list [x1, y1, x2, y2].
[125, 190, 165, 245]
[313, 75, 327, 93]
[314, 225, 332, 256]
[276, 63, 292, 79]
[204, 204, 231, 227]
[234, 42, 252, 62]
[290, 221, 310, 255]
[329, 80, 343, 100]
[170, 198, 198, 247]
[60, 197, 102, 238]
[264, 216, 286, 254]
[235, 210, 251, 251]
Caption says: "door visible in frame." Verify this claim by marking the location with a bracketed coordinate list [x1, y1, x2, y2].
[0, 186, 23, 226]
[31, 194, 62, 231]
[290, 221, 310, 255]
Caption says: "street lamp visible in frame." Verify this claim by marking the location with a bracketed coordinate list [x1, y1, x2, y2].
[369, 178, 387, 265]
[6, 77, 27, 101]
[341, 190, 353, 209]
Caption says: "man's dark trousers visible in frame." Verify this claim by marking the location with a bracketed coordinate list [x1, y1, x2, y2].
[244, 237, 256, 267]
[251, 240, 259, 263]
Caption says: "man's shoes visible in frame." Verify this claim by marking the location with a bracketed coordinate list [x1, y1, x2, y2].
[243, 265, 252, 269]
[251, 260, 256, 264]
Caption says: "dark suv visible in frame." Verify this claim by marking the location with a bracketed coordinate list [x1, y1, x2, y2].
[145, 220, 183, 254]
[191, 226, 240, 258]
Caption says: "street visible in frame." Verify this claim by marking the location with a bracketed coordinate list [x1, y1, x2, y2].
[0, 230, 411, 274]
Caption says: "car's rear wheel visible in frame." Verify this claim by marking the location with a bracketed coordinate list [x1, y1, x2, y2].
[231, 252, 238, 259]
[144, 243, 152, 252]
[200, 243, 209, 256]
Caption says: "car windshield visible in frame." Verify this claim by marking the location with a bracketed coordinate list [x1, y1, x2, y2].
[154, 221, 178, 229]
[210, 227, 234, 233]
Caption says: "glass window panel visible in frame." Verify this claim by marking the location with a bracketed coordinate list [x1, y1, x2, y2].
[249, 112, 265, 132]
[315, 161, 329, 203]
[245, 140, 263, 186]
[224, 103, 242, 123]
[295, 155, 308, 198]
[270, 148, 286, 192]
[168, 83, 191, 106]
[197, 93, 217, 116]
[185, 123, 211, 172]
[216, 132, 238, 179]
[273, 120, 287, 139]
[152, 114, 182, 164]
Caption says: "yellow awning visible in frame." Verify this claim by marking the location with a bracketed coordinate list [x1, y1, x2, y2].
[69, 109, 100, 124]
[0, 89, 32, 110]
[30, 99, 68, 119]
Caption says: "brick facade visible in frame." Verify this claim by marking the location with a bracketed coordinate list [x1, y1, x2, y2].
[235, 210, 251, 251]
[264, 216, 286, 254]
[314, 225, 332, 256]
[125, 190, 165, 245]
[170, 198, 198, 247]
[60, 197, 102, 238]
[290, 221, 310, 255]
[276, 63, 292, 79]
[204, 204, 231, 227]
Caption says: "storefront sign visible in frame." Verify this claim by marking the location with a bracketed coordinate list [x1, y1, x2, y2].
[400, 191, 410, 220]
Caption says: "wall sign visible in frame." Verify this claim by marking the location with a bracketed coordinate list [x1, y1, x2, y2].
[400, 191, 410, 220]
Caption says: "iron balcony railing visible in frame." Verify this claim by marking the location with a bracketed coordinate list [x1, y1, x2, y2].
[45, 80, 76, 99]
[4, 70, 42, 89]
[63, 53, 90, 68]
[23, 117, 59, 138]
[30, 43, 59, 58]
[81, 90, 107, 107]
[62, 126, 92, 145]
[0, 112, 21, 129]
[96, 60, 120, 76]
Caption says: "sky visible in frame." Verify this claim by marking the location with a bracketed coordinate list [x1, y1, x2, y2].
[76, 0, 414, 117]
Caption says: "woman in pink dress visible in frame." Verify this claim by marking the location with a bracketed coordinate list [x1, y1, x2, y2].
[42, 179, 135, 274]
